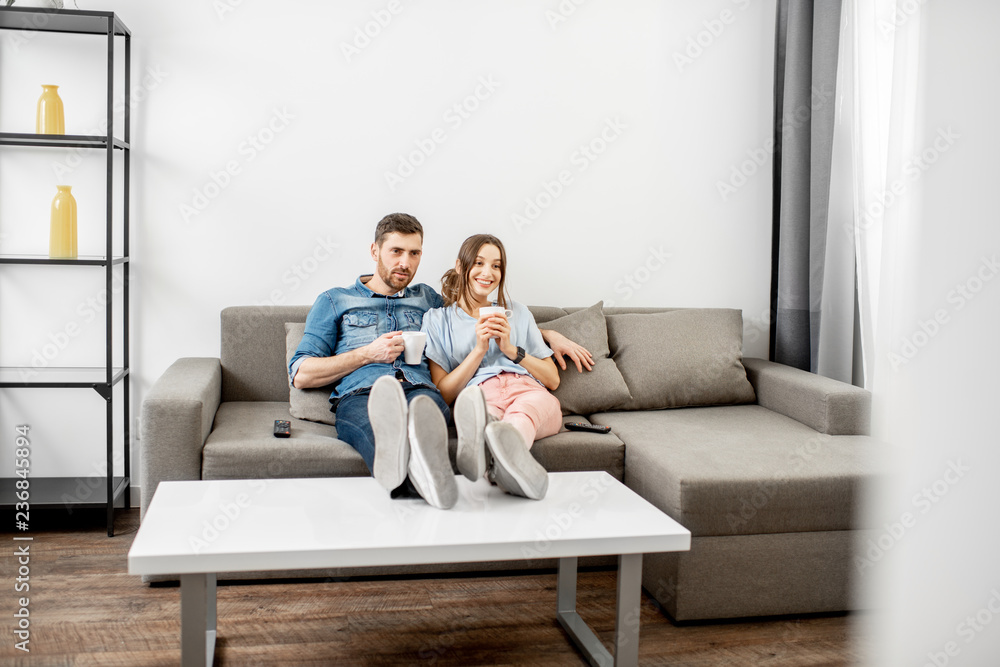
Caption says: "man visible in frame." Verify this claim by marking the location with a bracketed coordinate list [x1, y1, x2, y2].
[289, 213, 592, 509]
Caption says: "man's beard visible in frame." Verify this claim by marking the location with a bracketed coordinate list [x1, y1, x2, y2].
[377, 258, 412, 292]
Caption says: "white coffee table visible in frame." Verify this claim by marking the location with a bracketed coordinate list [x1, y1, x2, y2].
[128, 471, 690, 666]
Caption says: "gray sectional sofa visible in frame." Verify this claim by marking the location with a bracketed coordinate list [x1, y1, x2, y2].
[140, 303, 885, 621]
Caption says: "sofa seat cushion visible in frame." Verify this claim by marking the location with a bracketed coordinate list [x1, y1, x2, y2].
[202, 402, 369, 480]
[444, 415, 623, 479]
[592, 405, 886, 537]
[528, 415, 626, 481]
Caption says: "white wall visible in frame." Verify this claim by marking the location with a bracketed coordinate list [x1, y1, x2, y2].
[0, 0, 775, 495]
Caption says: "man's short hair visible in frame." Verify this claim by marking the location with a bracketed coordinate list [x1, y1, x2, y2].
[374, 213, 423, 246]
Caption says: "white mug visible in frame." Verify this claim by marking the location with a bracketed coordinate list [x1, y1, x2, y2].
[479, 306, 513, 320]
[400, 331, 427, 365]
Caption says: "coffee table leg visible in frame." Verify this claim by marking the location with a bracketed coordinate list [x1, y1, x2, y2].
[614, 553, 643, 666]
[181, 573, 217, 667]
[556, 555, 643, 667]
[557, 556, 612, 666]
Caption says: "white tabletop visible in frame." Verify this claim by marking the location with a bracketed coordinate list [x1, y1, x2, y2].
[128, 472, 690, 576]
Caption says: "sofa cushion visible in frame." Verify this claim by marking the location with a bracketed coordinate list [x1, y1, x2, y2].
[202, 402, 369, 480]
[221, 305, 311, 402]
[528, 414, 626, 481]
[592, 405, 887, 536]
[284, 322, 337, 425]
[607, 308, 755, 410]
[535, 302, 632, 415]
[442, 414, 623, 479]
[203, 403, 623, 482]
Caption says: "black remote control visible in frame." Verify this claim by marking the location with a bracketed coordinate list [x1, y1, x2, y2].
[274, 420, 291, 438]
[564, 422, 611, 434]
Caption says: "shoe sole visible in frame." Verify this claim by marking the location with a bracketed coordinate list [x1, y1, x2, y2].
[369, 376, 408, 491]
[455, 386, 488, 481]
[485, 422, 548, 500]
[407, 395, 458, 509]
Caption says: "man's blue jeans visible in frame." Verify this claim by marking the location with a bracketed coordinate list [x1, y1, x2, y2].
[335, 381, 451, 475]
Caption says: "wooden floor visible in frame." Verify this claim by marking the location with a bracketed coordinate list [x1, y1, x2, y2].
[1, 509, 868, 666]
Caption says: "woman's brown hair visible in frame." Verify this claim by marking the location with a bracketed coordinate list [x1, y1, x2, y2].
[440, 234, 509, 310]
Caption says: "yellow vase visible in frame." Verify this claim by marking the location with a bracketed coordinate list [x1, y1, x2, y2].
[50, 186, 78, 259]
[36, 85, 65, 135]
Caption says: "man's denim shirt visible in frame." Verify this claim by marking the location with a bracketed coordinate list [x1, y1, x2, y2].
[288, 275, 443, 403]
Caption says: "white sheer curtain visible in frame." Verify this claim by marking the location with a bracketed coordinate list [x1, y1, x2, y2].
[845, 0, 921, 393]
[810, 0, 896, 387]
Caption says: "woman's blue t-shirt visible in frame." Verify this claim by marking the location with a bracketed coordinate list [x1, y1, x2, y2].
[420, 300, 553, 388]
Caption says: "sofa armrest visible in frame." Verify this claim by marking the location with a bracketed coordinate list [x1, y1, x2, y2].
[140, 357, 222, 519]
[742, 357, 871, 435]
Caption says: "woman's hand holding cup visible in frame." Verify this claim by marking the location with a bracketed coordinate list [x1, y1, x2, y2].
[477, 306, 514, 356]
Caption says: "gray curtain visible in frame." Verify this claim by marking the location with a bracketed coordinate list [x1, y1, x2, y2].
[770, 0, 843, 371]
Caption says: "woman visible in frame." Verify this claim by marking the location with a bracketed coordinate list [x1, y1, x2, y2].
[421, 234, 562, 500]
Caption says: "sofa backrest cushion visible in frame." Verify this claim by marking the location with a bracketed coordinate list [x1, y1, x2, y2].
[221, 305, 310, 402]
[215, 304, 688, 403]
[221, 304, 755, 410]
[606, 308, 756, 410]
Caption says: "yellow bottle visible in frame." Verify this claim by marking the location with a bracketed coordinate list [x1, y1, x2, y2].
[36, 85, 65, 135]
[50, 186, 77, 259]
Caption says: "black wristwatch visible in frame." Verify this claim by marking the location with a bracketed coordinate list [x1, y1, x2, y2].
[513, 346, 526, 364]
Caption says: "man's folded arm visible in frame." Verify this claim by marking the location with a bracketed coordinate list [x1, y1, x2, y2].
[292, 331, 407, 389]
[292, 349, 370, 389]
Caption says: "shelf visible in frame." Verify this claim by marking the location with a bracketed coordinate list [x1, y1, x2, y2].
[0, 476, 129, 509]
[0, 366, 128, 390]
[0, 6, 131, 537]
[0, 254, 128, 266]
[0, 132, 128, 150]
[0, 7, 129, 37]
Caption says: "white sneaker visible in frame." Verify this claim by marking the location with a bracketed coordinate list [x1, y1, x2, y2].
[455, 385, 489, 481]
[369, 376, 409, 491]
[407, 395, 458, 510]
[484, 422, 549, 500]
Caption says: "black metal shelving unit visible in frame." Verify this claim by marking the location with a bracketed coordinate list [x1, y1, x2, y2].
[0, 8, 131, 536]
